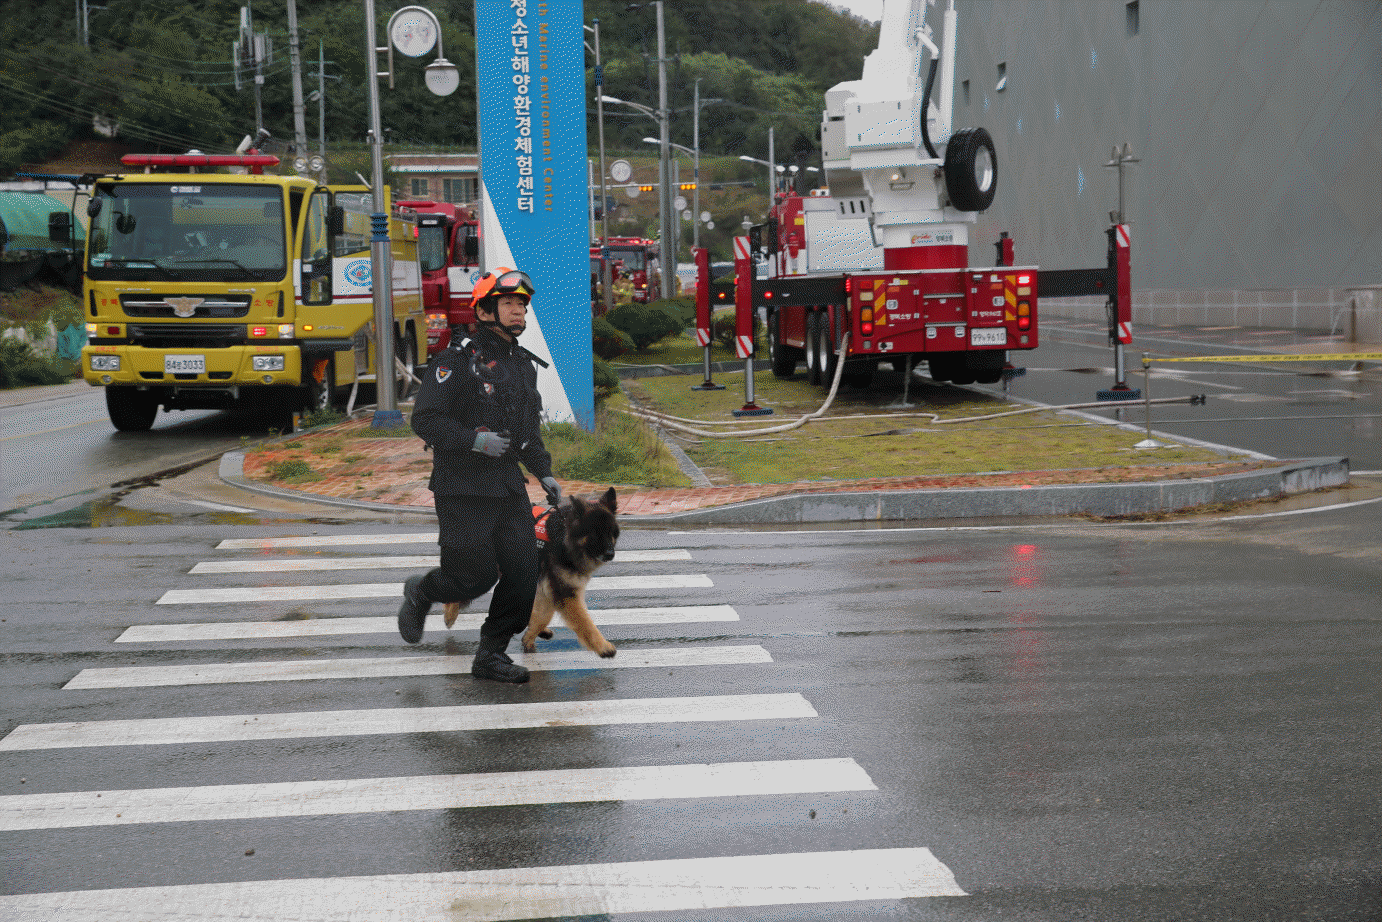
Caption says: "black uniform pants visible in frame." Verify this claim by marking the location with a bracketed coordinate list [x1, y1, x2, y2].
[421, 493, 539, 643]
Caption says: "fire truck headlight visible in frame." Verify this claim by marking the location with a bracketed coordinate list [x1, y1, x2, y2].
[253, 355, 286, 372]
[91, 355, 121, 372]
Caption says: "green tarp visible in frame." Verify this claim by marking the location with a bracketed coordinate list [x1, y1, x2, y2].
[0, 192, 77, 256]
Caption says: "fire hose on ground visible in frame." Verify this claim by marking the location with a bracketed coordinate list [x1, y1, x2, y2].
[619, 332, 1206, 440]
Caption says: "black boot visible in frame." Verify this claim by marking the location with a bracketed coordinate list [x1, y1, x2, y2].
[472, 636, 529, 683]
[398, 574, 432, 644]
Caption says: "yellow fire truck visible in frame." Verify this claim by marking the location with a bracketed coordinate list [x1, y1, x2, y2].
[80, 153, 424, 430]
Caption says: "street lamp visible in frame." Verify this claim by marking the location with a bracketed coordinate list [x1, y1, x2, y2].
[584, 19, 612, 314]
[738, 126, 776, 218]
[604, 93, 671, 296]
[618, 1, 672, 300]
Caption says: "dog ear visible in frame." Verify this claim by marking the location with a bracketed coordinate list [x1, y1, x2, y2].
[599, 486, 617, 513]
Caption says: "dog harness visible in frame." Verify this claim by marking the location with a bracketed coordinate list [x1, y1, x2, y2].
[532, 504, 555, 551]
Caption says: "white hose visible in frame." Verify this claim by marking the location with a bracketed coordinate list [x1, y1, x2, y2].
[622, 333, 853, 439]
[621, 339, 1197, 440]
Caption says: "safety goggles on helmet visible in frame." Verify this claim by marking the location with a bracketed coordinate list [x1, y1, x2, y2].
[470, 267, 536, 309]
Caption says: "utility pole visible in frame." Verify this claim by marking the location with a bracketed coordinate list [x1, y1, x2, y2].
[286, 0, 309, 167]
[656, 0, 673, 300]
[363, 0, 399, 427]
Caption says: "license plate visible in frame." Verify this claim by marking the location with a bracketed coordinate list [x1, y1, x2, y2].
[164, 354, 206, 374]
[970, 327, 1007, 347]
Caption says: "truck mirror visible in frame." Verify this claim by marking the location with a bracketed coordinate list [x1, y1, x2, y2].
[48, 212, 73, 243]
[463, 232, 478, 260]
[86, 197, 103, 219]
[766, 219, 779, 254]
[748, 225, 762, 257]
[327, 205, 345, 237]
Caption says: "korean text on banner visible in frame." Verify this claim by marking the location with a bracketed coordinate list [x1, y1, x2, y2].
[475, 0, 594, 429]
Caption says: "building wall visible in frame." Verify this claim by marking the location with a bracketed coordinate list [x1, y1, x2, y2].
[950, 0, 1381, 310]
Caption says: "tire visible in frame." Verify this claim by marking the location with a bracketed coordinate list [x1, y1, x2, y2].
[805, 311, 822, 385]
[944, 127, 997, 212]
[818, 310, 839, 384]
[769, 311, 797, 378]
[105, 386, 158, 432]
[927, 354, 955, 383]
[401, 324, 419, 398]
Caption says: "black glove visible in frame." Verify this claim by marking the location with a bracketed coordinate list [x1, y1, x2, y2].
[540, 476, 563, 506]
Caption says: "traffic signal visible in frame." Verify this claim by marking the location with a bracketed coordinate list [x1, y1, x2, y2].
[637, 184, 655, 193]
[678, 182, 697, 191]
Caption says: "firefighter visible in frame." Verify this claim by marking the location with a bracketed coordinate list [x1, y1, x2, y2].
[398, 267, 562, 683]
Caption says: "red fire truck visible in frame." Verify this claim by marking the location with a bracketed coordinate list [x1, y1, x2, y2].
[590, 236, 661, 304]
[742, 0, 1132, 395]
[396, 200, 479, 356]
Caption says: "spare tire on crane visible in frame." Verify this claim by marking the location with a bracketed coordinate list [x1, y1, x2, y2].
[944, 127, 997, 212]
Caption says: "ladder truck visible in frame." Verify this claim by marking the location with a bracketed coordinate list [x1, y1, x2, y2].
[747, 0, 1131, 394]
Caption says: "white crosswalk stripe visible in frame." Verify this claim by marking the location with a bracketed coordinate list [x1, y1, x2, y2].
[2, 529, 970, 915]
[189, 548, 690, 573]
[0, 693, 819, 750]
[115, 604, 740, 643]
[0, 758, 874, 830]
[0, 848, 966, 919]
[157, 573, 714, 604]
[66, 645, 773, 688]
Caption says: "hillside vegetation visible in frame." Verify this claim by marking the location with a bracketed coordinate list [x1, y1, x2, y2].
[2, 1, 877, 177]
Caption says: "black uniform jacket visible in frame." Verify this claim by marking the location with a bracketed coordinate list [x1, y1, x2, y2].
[410, 325, 554, 497]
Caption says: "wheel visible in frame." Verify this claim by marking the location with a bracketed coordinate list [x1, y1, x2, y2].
[769, 311, 797, 378]
[105, 386, 158, 432]
[818, 311, 839, 384]
[304, 356, 336, 413]
[400, 324, 419, 398]
[944, 127, 997, 212]
[804, 312, 822, 385]
[927, 354, 955, 383]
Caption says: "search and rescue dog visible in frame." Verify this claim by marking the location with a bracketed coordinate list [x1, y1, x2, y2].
[441, 487, 621, 658]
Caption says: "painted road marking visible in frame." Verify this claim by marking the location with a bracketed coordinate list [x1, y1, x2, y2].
[0, 757, 870, 831]
[218, 533, 693, 556]
[156, 573, 714, 604]
[0, 693, 817, 750]
[0, 848, 966, 919]
[66, 645, 772, 689]
[116, 605, 740, 643]
[189, 548, 690, 574]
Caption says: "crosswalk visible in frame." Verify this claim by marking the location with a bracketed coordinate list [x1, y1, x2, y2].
[0, 528, 968, 919]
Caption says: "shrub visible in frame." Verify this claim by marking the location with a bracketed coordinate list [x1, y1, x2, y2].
[648, 296, 695, 327]
[606, 302, 684, 351]
[711, 311, 763, 352]
[592, 315, 633, 360]
[0, 337, 70, 389]
[266, 458, 321, 482]
[593, 356, 619, 399]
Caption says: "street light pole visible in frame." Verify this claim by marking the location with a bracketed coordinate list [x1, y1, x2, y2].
[693, 78, 701, 252]
[363, 0, 400, 427]
[656, 1, 673, 300]
[585, 19, 612, 313]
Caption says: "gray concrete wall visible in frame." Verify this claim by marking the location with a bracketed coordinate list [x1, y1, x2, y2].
[950, 0, 1382, 306]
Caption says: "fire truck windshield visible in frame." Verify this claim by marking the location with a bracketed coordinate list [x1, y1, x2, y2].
[87, 183, 287, 282]
[610, 248, 646, 271]
[417, 225, 448, 273]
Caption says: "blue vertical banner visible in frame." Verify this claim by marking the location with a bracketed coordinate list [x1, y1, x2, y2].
[475, 0, 593, 429]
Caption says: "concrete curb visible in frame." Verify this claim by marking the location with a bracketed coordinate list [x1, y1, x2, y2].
[219, 451, 1349, 525]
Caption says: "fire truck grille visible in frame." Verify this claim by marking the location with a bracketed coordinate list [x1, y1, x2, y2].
[128, 324, 247, 348]
[120, 295, 252, 319]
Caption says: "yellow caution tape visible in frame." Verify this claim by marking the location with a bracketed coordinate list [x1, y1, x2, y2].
[1145, 353, 1382, 364]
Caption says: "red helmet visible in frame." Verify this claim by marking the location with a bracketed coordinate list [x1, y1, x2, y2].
[470, 267, 536, 311]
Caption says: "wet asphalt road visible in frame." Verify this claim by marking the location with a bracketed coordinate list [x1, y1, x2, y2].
[2, 502, 1380, 918]
[1, 324, 1380, 918]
